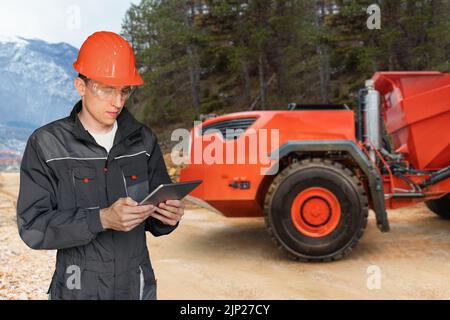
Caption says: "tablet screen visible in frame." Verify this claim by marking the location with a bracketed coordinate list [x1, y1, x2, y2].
[139, 180, 202, 206]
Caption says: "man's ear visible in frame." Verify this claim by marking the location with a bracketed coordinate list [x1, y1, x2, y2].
[74, 77, 86, 97]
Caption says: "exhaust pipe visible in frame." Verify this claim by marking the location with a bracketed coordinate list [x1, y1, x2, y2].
[363, 79, 381, 162]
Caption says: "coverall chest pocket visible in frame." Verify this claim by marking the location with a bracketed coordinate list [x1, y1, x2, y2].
[120, 158, 149, 203]
[72, 166, 99, 209]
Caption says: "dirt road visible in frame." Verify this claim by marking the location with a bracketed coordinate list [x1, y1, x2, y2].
[1, 172, 449, 300]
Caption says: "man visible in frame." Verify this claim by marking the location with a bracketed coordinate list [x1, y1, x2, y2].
[16, 31, 184, 300]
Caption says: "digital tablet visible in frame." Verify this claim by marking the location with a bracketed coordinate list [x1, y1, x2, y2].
[138, 180, 203, 206]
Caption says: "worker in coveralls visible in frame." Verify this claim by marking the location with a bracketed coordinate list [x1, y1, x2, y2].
[16, 31, 184, 300]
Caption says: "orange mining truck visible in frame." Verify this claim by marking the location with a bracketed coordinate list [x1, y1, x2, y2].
[179, 72, 450, 261]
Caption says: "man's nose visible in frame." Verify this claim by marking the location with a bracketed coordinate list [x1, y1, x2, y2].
[111, 91, 123, 107]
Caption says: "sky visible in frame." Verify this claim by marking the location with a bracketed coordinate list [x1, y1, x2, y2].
[0, 0, 140, 49]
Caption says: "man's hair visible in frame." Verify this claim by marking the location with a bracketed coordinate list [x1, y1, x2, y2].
[78, 73, 89, 83]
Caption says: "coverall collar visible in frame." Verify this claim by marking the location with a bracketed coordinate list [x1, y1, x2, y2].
[69, 100, 142, 149]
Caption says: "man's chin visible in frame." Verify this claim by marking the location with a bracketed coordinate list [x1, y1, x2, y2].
[97, 117, 116, 127]
[105, 111, 120, 120]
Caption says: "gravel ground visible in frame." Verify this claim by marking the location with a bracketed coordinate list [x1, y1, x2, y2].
[1, 172, 450, 300]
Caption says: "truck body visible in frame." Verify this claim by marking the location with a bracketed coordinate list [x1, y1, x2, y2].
[180, 72, 450, 261]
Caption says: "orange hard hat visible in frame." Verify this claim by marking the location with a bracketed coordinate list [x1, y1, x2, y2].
[73, 31, 144, 87]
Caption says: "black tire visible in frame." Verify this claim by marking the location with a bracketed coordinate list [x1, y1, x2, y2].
[425, 194, 450, 219]
[264, 158, 368, 262]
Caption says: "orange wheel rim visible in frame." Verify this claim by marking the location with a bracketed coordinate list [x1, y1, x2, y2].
[291, 187, 341, 238]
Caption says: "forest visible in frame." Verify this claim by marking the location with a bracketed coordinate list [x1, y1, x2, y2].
[121, 0, 449, 147]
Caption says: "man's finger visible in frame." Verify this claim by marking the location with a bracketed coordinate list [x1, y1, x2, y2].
[118, 213, 141, 222]
[150, 212, 178, 226]
[165, 199, 182, 207]
[124, 204, 155, 214]
[122, 210, 155, 227]
[123, 197, 138, 206]
[159, 202, 182, 215]
[154, 206, 180, 220]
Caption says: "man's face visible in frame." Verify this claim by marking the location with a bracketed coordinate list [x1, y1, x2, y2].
[75, 77, 132, 126]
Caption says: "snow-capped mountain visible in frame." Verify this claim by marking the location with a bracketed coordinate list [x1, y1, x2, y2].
[0, 36, 79, 171]
[0, 35, 79, 127]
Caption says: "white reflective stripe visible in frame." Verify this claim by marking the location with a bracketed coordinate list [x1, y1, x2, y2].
[45, 151, 150, 163]
[139, 266, 144, 300]
[46, 156, 107, 163]
[122, 172, 128, 197]
[114, 151, 150, 160]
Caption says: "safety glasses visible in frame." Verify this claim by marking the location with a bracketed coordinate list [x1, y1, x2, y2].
[83, 77, 134, 102]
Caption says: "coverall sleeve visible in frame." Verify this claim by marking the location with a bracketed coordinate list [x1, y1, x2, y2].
[16, 135, 105, 250]
[145, 133, 179, 237]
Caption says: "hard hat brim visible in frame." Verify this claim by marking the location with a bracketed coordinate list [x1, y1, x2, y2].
[74, 61, 144, 87]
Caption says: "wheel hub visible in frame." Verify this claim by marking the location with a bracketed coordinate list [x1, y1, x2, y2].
[301, 197, 331, 226]
[291, 187, 341, 238]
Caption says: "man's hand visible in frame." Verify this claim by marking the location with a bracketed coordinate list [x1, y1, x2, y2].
[100, 197, 156, 232]
[150, 199, 185, 226]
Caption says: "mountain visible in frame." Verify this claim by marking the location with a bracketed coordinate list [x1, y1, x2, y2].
[0, 35, 79, 127]
[0, 36, 79, 171]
